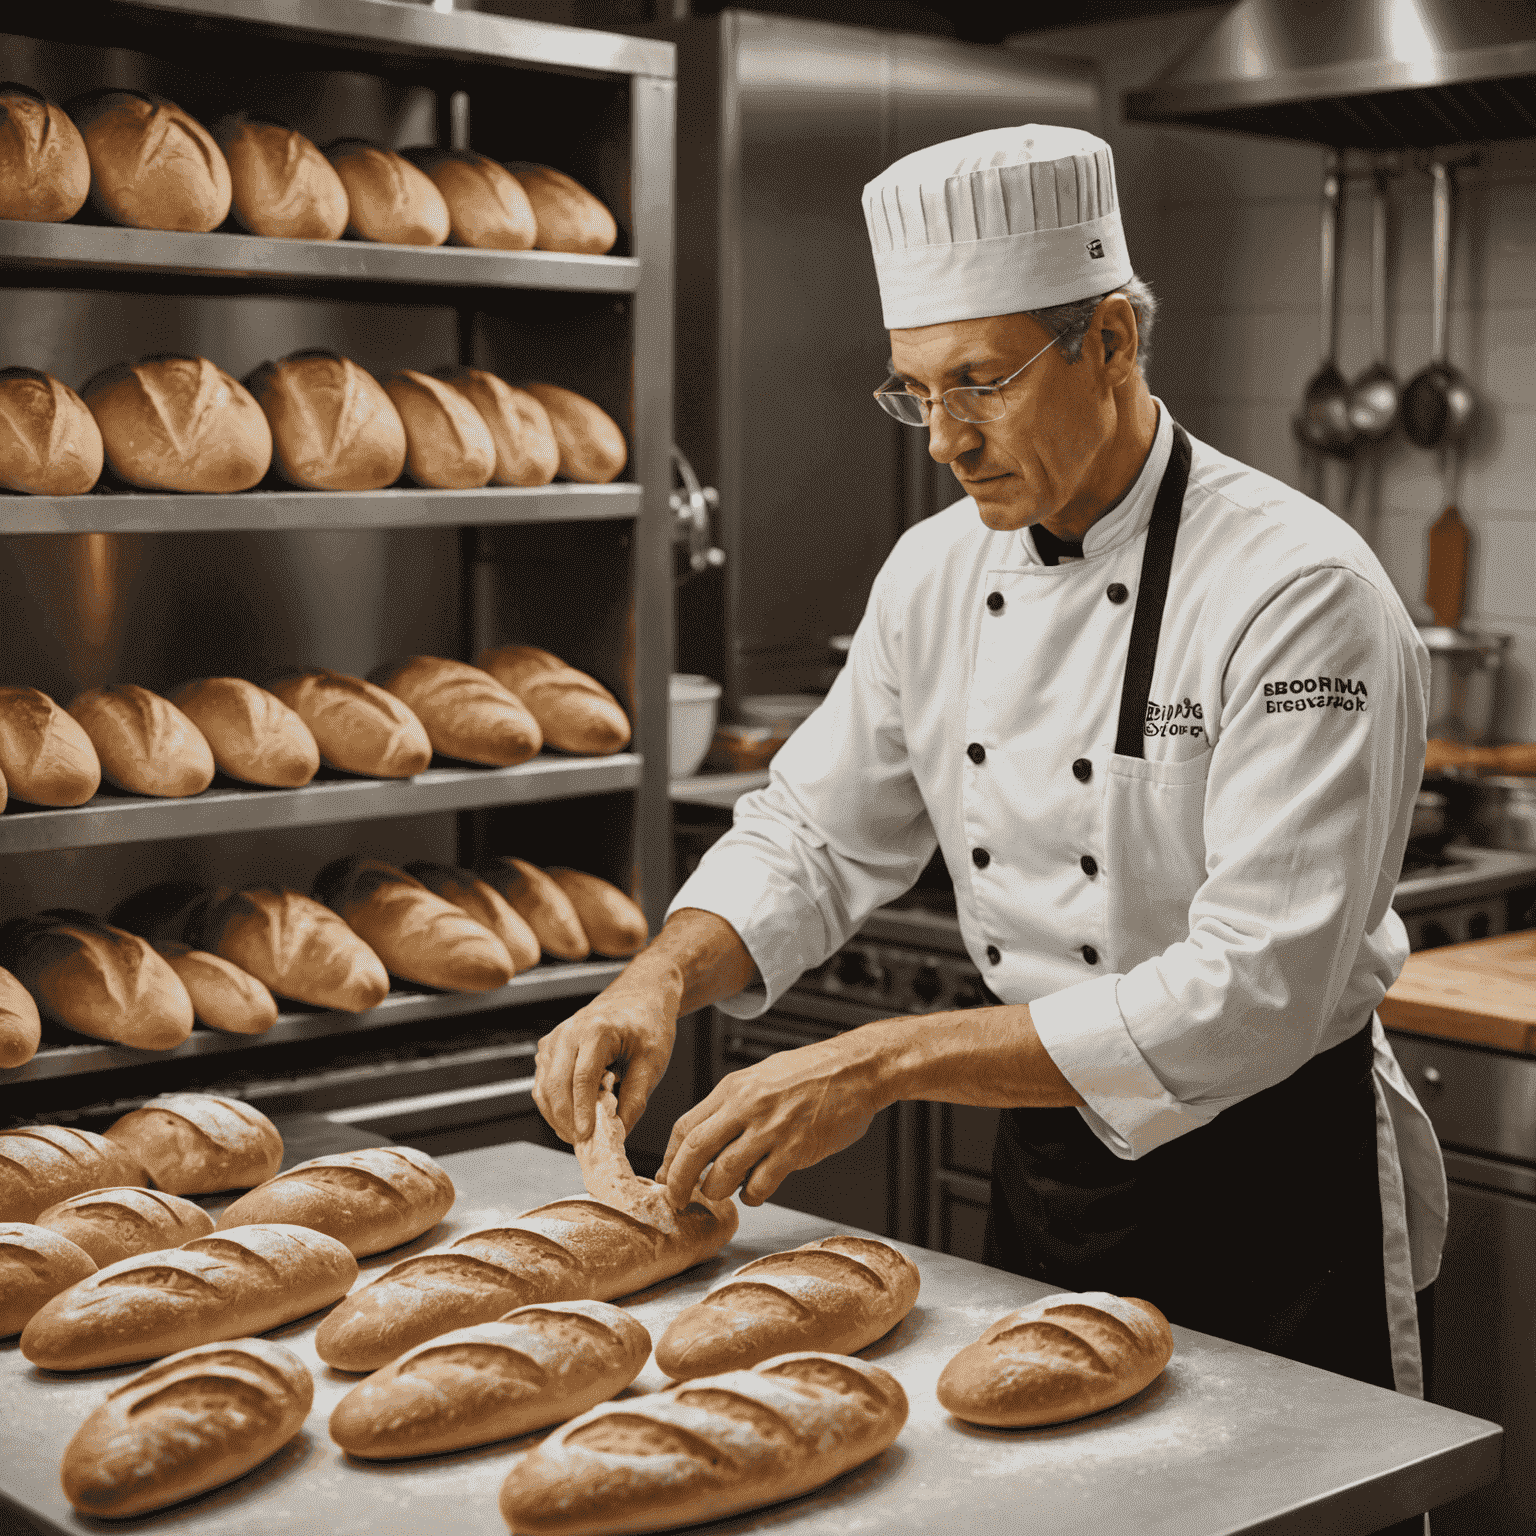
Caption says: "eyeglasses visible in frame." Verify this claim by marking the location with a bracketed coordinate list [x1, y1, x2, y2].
[873, 334, 1058, 426]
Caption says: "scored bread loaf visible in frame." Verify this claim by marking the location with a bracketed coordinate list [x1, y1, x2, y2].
[332, 1299, 649, 1460]
[105, 1094, 283, 1196]
[373, 655, 542, 767]
[313, 855, 515, 993]
[68, 682, 215, 797]
[655, 1235, 920, 1382]
[477, 645, 630, 756]
[0, 966, 42, 1069]
[936, 1291, 1174, 1428]
[0, 1223, 97, 1336]
[0, 910, 194, 1051]
[82, 354, 272, 494]
[500, 1352, 908, 1536]
[168, 676, 320, 788]
[152, 941, 279, 1035]
[326, 139, 449, 246]
[0, 84, 91, 222]
[0, 1125, 148, 1224]
[216, 1145, 454, 1257]
[401, 147, 538, 250]
[523, 383, 627, 484]
[405, 862, 541, 973]
[0, 367, 104, 495]
[479, 856, 590, 961]
[269, 668, 432, 779]
[435, 367, 559, 487]
[506, 163, 617, 255]
[244, 350, 407, 492]
[383, 368, 496, 489]
[22, 1222, 358, 1370]
[69, 89, 230, 232]
[0, 685, 101, 806]
[214, 114, 349, 240]
[36, 1186, 213, 1267]
[547, 869, 647, 959]
[60, 1339, 313, 1519]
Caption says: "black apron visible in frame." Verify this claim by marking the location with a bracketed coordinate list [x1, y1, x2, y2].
[983, 422, 1398, 1396]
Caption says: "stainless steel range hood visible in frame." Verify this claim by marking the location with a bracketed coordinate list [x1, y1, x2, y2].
[1125, 0, 1536, 147]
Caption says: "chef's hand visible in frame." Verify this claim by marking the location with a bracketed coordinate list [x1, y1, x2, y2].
[658, 1032, 883, 1208]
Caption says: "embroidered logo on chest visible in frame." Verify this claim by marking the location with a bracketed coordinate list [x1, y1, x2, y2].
[1145, 698, 1205, 740]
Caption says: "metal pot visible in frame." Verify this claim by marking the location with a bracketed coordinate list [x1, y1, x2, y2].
[1419, 627, 1509, 744]
[1465, 775, 1536, 852]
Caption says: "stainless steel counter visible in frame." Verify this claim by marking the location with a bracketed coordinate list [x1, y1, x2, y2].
[0, 1143, 1501, 1536]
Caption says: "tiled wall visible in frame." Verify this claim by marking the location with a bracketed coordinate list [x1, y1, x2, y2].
[1018, 7, 1536, 742]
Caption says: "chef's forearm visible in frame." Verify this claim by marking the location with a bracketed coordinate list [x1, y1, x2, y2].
[612, 907, 758, 1019]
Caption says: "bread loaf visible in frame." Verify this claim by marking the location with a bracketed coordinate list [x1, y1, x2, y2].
[383, 369, 497, 489]
[325, 139, 449, 246]
[68, 682, 215, 797]
[656, 1236, 919, 1382]
[216, 1145, 454, 1257]
[36, 1186, 213, 1266]
[476, 645, 630, 756]
[0, 911, 194, 1051]
[214, 114, 349, 240]
[0, 685, 101, 806]
[936, 1291, 1174, 1428]
[244, 351, 407, 491]
[479, 856, 590, 961]
[435, 367, 559, 487]
[0, 85, 90, 222]
[168, 676, 320, 788]
[153, 941, 279, 1035]
[269, 668, 432, 779]
[82, 354, 273, 494]
[405, 862, 541, 973]
[0, 367, 104, 495]
[105, 1094, 283, 1196]
[60, 1339, 313, 1518]
[313, 855, 515, 993]
[0, 966, 41, 1069]
[69, 89, 230, 232]
[373, 655, 542, 767]
[0, 1223, 96, 1336]
[547, 869, 647, 959]
[401, 147, 538, 250]
[506, 163, 618, 255]
[22, 1222, 357, 1370]
[522, 383, 627, 484]
[501, 1352, 908, 1536]
[0, 1125, 148, 1224]
[333, 1300, 649, 1460]
[191, 885, 390, 1013]
[108, 880, 211, 945]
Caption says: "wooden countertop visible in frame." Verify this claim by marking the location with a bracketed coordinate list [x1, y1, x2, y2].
[1381, 929, 1536, 1054]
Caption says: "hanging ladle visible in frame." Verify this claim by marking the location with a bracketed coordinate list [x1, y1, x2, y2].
[1293, 150, 1357, 459]
[1402, 160, 1476, 451]
[1347, 167, 1398, 442]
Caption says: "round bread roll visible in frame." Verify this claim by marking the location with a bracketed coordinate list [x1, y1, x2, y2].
[505, 162, 617, 255]
[478, 856, 589, 961]
[82, 354, 273, 494]
[0, 1223, 96, 1337]
[0, 967, 41, 1069]
[0, 685, 101, 806]
[383, 369, 496, 489]
[35, 1186, 213, 1267]
[168, 675, 319, 788]
[268, 668, 432, 778]
[405, 862, 541, 973]
[522, 383, 627, 483]
[372, 655, 542, 767]
[476, 644, 630, 755]
[546, 868, 647, 959]
[153, 941, 279, 1036]
[0, 367, 104, 495]
[68, 89, 231, 232]
[0, 84, 91, 222]
[435, 367, 558, 487]
[244, 350, 406, 492]
[400, 146, 538, 250]
[105, 1093, 283, 1196]
[213, 113, 349, 240]
[68, 683, 215, 798]
[325, 138, 449, 246]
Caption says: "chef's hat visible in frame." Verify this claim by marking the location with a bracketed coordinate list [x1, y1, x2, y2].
[863, 124, 1134, 329]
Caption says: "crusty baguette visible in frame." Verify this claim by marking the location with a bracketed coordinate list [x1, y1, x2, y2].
[0, 1222, 96, 1336]
[500, 1352, 908, 1536]
[373, 655, 542, 768]
[105, 1094, 283, 1196]
[476, 645, 630, 756]
[216, 1145, 454, 1257]
[214, 114, 348, 240]
[326, 138, 449, 246]
[0, 85, 90, 222]
[0, 1126, 148, 1224]
[0, 966, 41, 1069]
[153, 940, 279, 1035]
[269, 668, 432, 779]
[936, 1291, 1174, 1428]
[383, 368, 497, 489]
[0, 366, 103, 495]
[332, 1299, 650, 1459]
[400, 147, 538, 251]
[656, 1235, 920, 1381]
[21, 1223, 358, 1371]
[405, 862, 541, 973]
[546, 868, 647, 959]
[36, 1186, 212, 1267]
[61, 1339, 312, 1518]
[68, 683, 215, 798]
[505, 163, 617, 255]
[0, 685, 101, 806]
[523, 383, 627, 484]
[435, 367, 559, 487]
[169, 676, 321, 788]
[479, 856, 590, 961]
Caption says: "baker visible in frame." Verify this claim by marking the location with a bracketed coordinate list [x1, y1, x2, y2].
[534, 124, 1446, 1425]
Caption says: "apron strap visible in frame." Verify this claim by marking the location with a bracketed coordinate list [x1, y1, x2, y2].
[1113, 423, 1192, 760]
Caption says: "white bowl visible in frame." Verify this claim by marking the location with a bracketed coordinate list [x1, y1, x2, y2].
[670, 673, 722, 779]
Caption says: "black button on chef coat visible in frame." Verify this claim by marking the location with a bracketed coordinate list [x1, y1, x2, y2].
[967, 742, 986, 764]
[972, 848, 991, 869]
[1107, 582, 1129, 603]
[1080, 854, 1099, 877]
[985, 945, 1001, 965]
[1072, 757, 1093, 782]
[986, 591, 1004, 613]
[1081, 945, 1099, 965]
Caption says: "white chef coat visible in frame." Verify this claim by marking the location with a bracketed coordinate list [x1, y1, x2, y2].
[671, 402, 1447, 1395]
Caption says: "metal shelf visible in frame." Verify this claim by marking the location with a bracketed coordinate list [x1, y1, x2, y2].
[2, 961, 625, 1084]
[0, 755, 640, 855]
[0, 483, 639, 535]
